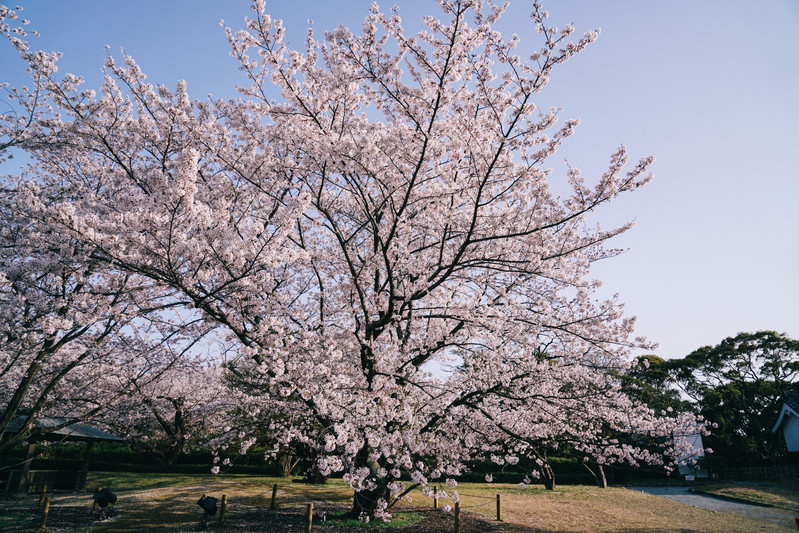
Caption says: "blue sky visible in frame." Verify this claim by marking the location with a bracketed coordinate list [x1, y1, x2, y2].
[4, 1, 798, 359]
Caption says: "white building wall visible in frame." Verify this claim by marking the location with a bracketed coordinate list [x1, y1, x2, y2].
[783, 414, 799, 452]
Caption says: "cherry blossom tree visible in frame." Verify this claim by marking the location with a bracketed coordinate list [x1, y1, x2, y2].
[1, 0, 704, 519]
[0, 182, 213, 454]
[0, 165, 147, 452]
[0, 5, 47, 159]
[96, 354, 233, 463]
[0, 6, 219, 453]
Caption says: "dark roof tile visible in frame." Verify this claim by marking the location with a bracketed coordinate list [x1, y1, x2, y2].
[784, 391, 799, 413]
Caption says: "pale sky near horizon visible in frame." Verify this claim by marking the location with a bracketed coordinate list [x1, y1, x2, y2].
[3, 1, 798, 360]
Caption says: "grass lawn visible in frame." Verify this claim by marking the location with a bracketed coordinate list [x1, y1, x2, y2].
[1, 473, 797, 532]
[0, 510, 29, 529]
[451, 482, 796, 532]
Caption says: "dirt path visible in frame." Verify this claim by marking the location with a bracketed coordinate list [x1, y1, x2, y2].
[633, 486, 797, 529]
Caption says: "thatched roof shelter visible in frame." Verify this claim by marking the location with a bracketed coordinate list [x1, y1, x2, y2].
[4, 416, 123, 443]
[2, 416, 122, 493]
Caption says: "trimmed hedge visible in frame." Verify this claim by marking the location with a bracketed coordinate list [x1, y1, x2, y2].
[1, 440, 680, 482]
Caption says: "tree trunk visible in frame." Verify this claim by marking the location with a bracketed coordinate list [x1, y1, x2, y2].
[595, 464, 607, 489]
[580, 460, 608, 489]
[541, 461, 556, 490]
[351, 480, 391, 519]
[76, 441, 94, 491]
[164, 398, 187, 463]
[347, 443, 391, 519]
[19, 442, 36, 493]
[0, 342, 53, 448]
[304, 467, 328, 485]
[277, 453, 300, 477]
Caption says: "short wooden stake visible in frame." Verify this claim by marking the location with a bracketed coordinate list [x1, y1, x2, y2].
[304, 502, 314, 533]
[219, 494, 228, 525]
[270, 483, 278, 509]
[496, 493, 502, 521]
[39, 484, 48, 507]
[454, 501, 460, 533]
[433, 485, 438, 509]
[39, 497, 50, 529]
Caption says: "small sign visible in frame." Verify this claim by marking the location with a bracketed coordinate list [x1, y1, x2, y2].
[685, 475, 695, 481]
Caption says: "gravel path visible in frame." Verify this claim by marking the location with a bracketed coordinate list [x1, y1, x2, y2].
[633, 486, 797, 529]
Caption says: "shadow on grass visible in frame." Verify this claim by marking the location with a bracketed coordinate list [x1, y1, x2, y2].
[83, 478, 360, 532]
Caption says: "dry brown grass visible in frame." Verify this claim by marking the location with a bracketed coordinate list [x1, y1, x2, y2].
[454, 483, 792, 532]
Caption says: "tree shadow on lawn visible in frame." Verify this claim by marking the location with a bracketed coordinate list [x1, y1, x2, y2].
[82, 480, 361, 532]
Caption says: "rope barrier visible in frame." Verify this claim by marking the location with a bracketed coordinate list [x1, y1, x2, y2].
[258, 482, 503, 523]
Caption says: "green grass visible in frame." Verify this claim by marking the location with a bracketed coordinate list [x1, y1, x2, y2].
[87, 471, 268, 491]
[319, 511, 425, 527]
[0, 511, 29, 528]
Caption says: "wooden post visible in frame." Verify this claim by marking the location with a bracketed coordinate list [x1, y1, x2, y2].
[270, 483, 278, 509]
[39, 484, 48, 507]
[77, 441, 94, 491]
[304, 502, 314, 533]
[21, 442, 36, 493]
[39, 497, 50, 529]
[496, 493, 501, 521]
[219, 494, 228, 525]
[3, 470, 15, 495]
[454, 501, 460, 533]
[433, 485, 438, 509]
